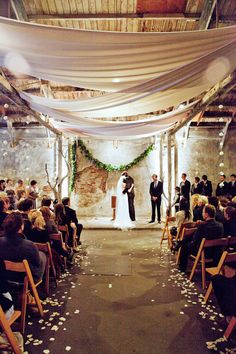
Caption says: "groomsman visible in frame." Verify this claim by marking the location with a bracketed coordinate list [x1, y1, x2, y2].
[180, 173, 191, 203]
[200, 175, 213, 197]
[228, 174, 236, 198]
[216, 174, 228, 196]
[149, 174, 163, 223]
[191, 177, 203, 195]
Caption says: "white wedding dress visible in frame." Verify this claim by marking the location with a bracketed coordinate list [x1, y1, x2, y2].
[113, 175, 135, 230]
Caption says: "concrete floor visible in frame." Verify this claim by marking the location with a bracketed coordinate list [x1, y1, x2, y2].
[24, 229, 236, 354]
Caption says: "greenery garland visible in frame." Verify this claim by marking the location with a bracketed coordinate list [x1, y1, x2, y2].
[77, 139, 154, 172]
[69, 140, 77, 192]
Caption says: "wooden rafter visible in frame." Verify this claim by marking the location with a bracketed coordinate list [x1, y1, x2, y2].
[10, 0, 28, 21]
[198, 0, 217, 30]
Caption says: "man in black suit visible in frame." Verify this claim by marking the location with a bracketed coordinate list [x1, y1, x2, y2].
[180, 173, 191, 203]
[191, 176, 203, 195]
[62, 197, 83, 246]
[201, 175, 213, 197]
[123, 172, 135, 221]
[216, 174, 228, 196]
[228, 174, 236, 198]
[178, 204, 224, 272]
[149, 174, 163, 223]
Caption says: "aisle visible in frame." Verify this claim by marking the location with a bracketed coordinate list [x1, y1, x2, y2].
[25, 230, 232, 354]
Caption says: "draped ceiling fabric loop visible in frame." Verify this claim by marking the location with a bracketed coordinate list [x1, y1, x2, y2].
[0, 17, 236, 91]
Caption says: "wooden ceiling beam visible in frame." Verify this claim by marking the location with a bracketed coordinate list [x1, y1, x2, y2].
[10, 0, 28, 21]
[198, 0, 217, 30]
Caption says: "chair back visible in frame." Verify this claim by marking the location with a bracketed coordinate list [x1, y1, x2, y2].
[203, 237, 229, 248]
[49, 233, 63, 243]
[181, 227, 197, 239]
[227, 236, 236, 248]
[57, 225, 69, 247]
[0, 305, 21, 354]
[167, 216, 176, 223]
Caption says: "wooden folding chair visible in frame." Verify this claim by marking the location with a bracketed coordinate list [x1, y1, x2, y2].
[175, 222, 197, 241]
[58, 224, 69, 249]
[160, 216, 176, 248]
[50, 233, 67, 272]
[176, 227, 197, 265]
[0, 305, 22, 354]
[4, 259, 44, 333]
[189, 237, 229, 289]
[204, 251, 236, 303]
[35, 242, 57, 295]
[224, 316, 236, 340]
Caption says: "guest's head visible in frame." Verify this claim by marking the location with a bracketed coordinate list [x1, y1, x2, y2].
[30, 180, 37, 187]
[28, 209, 45, 230]
[181, 173, 187, 181]
[208, 196, 219, 210]
[18, 190, 26, 200]
[54, 203, 66, 224]
[1, 197, 10, 212]
[224, 206, 236, 221]
[203, 204, 216, 220]
[152, 174, 158, 182]
[197, 195, 208, 207]
[6, 179, 13, 188]
[230, 174, 236, 182]
[194, 177, 200, 184]
[40, 206, 51, 222]
[219, 174, 226, 182]
[62, 197, 70, 207]
[219, 196, 229, 209]
[202, 175, 208, 181]
[122, 171, 128, 177]
[227, 201, 236, 208]
[175, 186, 180, 193]
[2, 213, 24, 237]
[41, 197, 52, 208]
[191, 194, 200, 210]
[17, 198, 33, 213]
[0, 180, 6, 191]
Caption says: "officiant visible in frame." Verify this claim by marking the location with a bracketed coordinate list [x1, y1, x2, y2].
[149, 174, 163, 223]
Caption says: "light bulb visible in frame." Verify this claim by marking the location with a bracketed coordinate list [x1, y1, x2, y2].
[219, 162, 224, 167]
[3, 140, 8, 145]
[219, 117, 224, 122]
[219, 151, 224, 156]
[3, 103, 9, 109]
[218, 104, 224, 109]
[3, 116, 8, 121]
[219, 171, 224, 175]
[219, 132, 224, 137]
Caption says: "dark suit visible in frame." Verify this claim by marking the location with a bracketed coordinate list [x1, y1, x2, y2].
[180, 179, 191, 202]
[191, 183, 203, 195]
[64, 206, 83, 245]
[216, 181, 228, 196]
[201, 180, 213, 197]
[228, 181, 236, 198]
[179, 219, 224, 272]
[123, 176, 135, 221]
[212, 274, 236, 316]
[149, 181, 163, 222]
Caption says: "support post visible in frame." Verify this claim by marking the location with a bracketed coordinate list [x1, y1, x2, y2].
[167, 134, 172, 210]
[174, 137, 178, 189]
[159, 134, 163, 180]
[57, 136, 62, 201]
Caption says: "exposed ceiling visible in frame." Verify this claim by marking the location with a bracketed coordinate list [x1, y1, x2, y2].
[0, 0, 236, 140]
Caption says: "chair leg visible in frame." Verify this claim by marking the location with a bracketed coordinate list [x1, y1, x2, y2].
[0, 307, 21, 354]
[160, 223, 167, 244]
[45, 258, 50, 296]
[204, 282, 213, 303]
[19, 278, 28, 334]
[224, 316, 236, 340]
[201, 252, 206, 289]
[189, 257, 199, 282]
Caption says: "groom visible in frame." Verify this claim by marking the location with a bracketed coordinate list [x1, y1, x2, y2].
[122, 171, 135, 221]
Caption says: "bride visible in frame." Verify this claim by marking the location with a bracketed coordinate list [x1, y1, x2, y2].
[113, 172, 135, 230]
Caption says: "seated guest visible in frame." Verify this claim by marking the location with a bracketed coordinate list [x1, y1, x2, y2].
[5, 179, 14, 192]
[0, 213, 46, 283]
[190, 194, 200, 214]
[0, 180, 6, 192]
[178, 204, 224, 272]
[0, 260, 14, 320]
[200, 175, 212, 197]
[212, 274, 236, 321]
[62, 197, 83, 247]
[224, 206, 236, 237]
[15, 179, 26, 201]
[17, 198, 34, 239]
[41, 197, 54, 215]
[0, 199, 8, 229]
[28, 209, 49, 244]
[191, 177, 203, 195]
[216, 174, 228, 197]
[219, 196, 230, 212]
[6, 189, 17, 210]
[208, 196, 225, 224]
[193, 196, 208, 221]
[175, 197, 193, 232]
[228, 174, 236, 198]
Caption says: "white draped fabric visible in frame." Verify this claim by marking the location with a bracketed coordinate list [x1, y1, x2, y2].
[0, 17, 235, 91]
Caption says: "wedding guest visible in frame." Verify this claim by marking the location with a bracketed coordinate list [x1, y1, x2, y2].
[171, 186, 181, 213]
[62, 197, 83, 247]
[15, 179, 26, 200]
[223, 206, 236, 237]
[27, 180, 39, 208]
[28, 209, 49, 244]
[6, 189, 17, 210]
[5, 179, 14, 192]
[190, 194, 200, 214]
[212, 274, 236, 322]
[0, 180, 6, 192]
[216, 174, 228, 197]
[178, 204, 224, 272]
[175, 197, 193, 232]
[149, 174, 163, 223]
[123, 171, 135, 221]
[193, 196, 208, 221]
[208, 196, 225, 224]
[0, 200, 7, 229]
[17, 198, 34, 239]
[228, 174, 236, 198]
[0, 213, 46, 283]
[200, 175, 212, 197]
[180, 173, 191, 204]
[191, 177, 203, 195]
